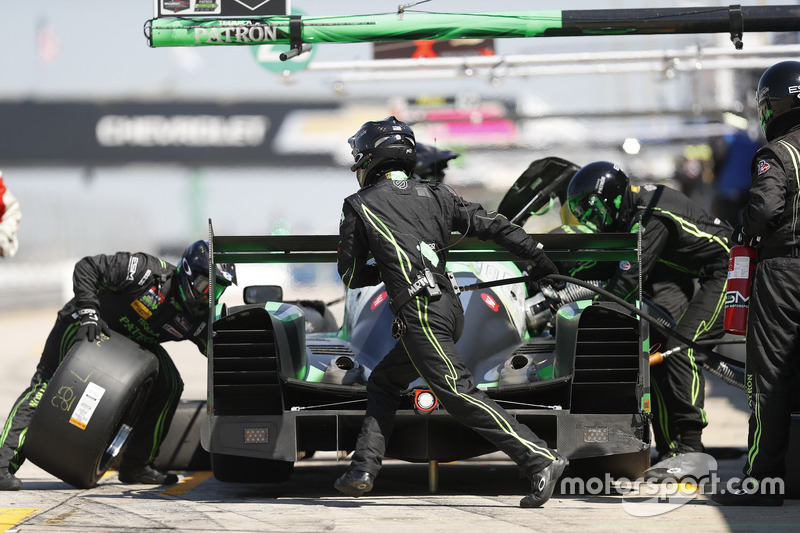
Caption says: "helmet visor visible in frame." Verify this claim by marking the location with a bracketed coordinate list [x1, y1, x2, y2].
[189, 275, 227, 309]
[759, 103, 773, 137]
[190, 275, 211, 307]
[560, 202, 581, 226]
[568, 194, 612, 232]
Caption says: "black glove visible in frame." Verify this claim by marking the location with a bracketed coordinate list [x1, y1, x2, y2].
[527, 249, 559, 281]
[76, 308, 111, 341]
[731, 225, 760, 247]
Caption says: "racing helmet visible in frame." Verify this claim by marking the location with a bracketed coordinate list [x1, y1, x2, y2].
[757, 61, 800, 141]
[414, 143, 460, 183]
[177, 240, 237, 317]
[348, 116, 416, 188]
[565, 161, 629, 232]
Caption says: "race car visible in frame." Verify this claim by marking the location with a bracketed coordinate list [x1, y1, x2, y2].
[202, 215, 652, 485]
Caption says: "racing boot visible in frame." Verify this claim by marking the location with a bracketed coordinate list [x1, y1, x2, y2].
[520, 453, 567, 508]
[711, 478, 784, 506]
[334, 469, 374, 497]
[118, 463, 178, 485]
[0, 467, 22, 490]
[645, 450, 711, 484]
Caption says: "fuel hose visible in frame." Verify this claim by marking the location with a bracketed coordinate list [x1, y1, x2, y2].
[450, 271, 745, 388]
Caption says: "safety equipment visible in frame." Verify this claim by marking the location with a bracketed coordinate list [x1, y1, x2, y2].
[348, 116, 416, 188]
[177, 240, 237, 317]
[526, 249, 559, 281]
[565, 161, 629, 232]
[76, 308, 111, 341]
[731, 225, 761, 247]
[414, 143, 459, 182]
[723, 244, 757, 335]
[757, 60, 800, 141]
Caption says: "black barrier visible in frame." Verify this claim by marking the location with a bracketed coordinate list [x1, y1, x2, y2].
[0, 100, 336, 166]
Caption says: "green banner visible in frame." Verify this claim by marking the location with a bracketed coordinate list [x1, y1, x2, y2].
[145, 6, 800, 49]
[147, 11, 563, 47]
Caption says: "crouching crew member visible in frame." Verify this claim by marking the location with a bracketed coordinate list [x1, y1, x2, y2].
[0, 241, 235, 490]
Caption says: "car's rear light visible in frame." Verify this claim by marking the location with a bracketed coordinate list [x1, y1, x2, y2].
[243, 427, 269, 444]
[584, 427, 609, 443]
[414, 389, 438, 414]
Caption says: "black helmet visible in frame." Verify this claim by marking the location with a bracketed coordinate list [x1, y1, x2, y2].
[177, 240, 237, 317]
[757, 61, 800, 141]
[348, 116, 416, 188]
[414, 143, 460, 183]
[565, 161, 630, 232]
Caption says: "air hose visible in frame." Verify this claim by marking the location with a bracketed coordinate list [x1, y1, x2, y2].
[546, 273, 746, 389]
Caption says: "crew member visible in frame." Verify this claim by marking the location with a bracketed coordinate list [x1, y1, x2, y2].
[564, 161, 731, 481]
[0, 171, 21, 259]
[712, 61, 800, 506]
[413, 142, 460, 183]
[334, 116, 565, 508]
[0, 241, 236, 490]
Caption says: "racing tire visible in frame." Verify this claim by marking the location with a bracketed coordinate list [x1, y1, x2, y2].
[566, 448, 651, 481]
[25, 335, 159, 489]
[153, 400, 210, 471]
[226, 304, 267, 315]
[293, 300, 338, 333]
[210, 453, 295, 483]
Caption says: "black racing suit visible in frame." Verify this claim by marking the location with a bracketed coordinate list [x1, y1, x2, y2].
[0, 252, 209, 473]
[338, 173, 558, 479]
[740, 129, 800, 481]
[553, 224, 695, 326]
[608, 185, 731, 456]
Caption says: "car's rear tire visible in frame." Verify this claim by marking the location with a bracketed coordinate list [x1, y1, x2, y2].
[153, 400, 210, 471]
[210, 452, 294, 483]
[566, 448, 651, 481]
[25, 335, 158, 489]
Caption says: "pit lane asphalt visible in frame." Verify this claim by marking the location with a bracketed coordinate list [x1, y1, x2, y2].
[1, 307, 798, 532]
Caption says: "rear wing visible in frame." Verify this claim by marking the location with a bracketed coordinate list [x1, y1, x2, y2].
[208, 223, 639, 266]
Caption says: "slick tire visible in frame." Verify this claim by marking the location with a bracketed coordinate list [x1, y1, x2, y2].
[293, 300, 338, 333]
[567, 448, 651, 481]
[210, 453, 295, 483]
[25, 335, 158, 489]
[153, 400, 210, 471]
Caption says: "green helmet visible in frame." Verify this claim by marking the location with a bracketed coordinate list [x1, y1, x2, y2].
[565, 161, 629, 232]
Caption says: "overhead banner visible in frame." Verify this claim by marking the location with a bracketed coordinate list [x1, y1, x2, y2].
[146, 11, 562, 47]
[0, 101, 336, 166]
[146, 7, 800, 48]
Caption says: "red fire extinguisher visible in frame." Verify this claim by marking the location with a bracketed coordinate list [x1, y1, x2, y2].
[723, 244, 757, 335]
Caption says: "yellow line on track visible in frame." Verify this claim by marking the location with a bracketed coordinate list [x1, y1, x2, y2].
[159, 471, 213, 497]
[0, 508, 40, 530]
